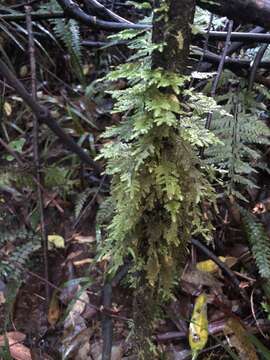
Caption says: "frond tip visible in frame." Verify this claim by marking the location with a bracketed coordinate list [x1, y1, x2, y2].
[241, 207, 270, 279]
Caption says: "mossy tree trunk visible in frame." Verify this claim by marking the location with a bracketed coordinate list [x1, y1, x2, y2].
[152, 0, 196, 72]
[133, 1, 196, 358]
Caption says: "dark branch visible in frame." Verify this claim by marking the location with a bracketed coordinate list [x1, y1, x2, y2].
[0, 11, 65, 21]
[198, 0, 270, 30]
[84, 0, 132, 24]
[192, 49, 270, 70]
[56, 0, 151, 30]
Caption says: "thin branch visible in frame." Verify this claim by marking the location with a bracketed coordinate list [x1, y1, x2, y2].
[84, 0, 133, 24]
[194, 49, 270, 70]
[248, 43, 269, 91]
[205, 20, 234, 130]
[56, 0, 151, 30]
[191, 238, 249, 301]
[0, 58, 101, 173]
[0, 11, 65, 22]
[200, 31, 270, 43]
[25, 5, 50, 304]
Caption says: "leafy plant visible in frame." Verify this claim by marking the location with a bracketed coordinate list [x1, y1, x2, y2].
[0, 225, 41, 281]
[97, 28, 220, 291]
[39, 0, 85, 84]
[241, 207, 270, 279]
[206, 82, 270, 201]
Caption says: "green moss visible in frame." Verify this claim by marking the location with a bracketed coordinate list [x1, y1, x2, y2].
[97, 29, 219, 292]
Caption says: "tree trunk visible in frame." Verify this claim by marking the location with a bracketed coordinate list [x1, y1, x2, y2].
[152, 0, 196, 72]
[198, 0, 270, 29]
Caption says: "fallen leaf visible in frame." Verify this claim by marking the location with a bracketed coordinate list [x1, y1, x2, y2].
[73, 235, 96, 244]
[19, 65, 28, 77]
[189, 293, 208, 356]
[224, 318, 258, 360]
[0, 332, 32, 360]
[182, 269, 222, 291]
[73, 259, 94, 266]
[0, 291, 5, 305]
[48, 234, 65, 249]
[4, 102, 12, 116]
[196, 256, 237, 274]
[48, 290, 61, 326]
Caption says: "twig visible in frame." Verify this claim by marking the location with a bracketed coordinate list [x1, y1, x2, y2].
[25, 5, 50, 304]
[248, 43, 269, 91]
[191, 238, 249, 301]
[102, 263, 130, 360]
[0, 58, 101, 173]
[56, 0, 150, 30]
[199, 21, 234, 159]
[205, 20, 234, 130]
[198, 26, 265, 72]
[84, 0, 132, 24]
[102, 282, 113, 360]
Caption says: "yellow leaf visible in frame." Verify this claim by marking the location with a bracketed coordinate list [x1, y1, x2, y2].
[19, 65, 28, 77]
[4, 102, 12, 116]
[196, 259, 219, 273]
[189, 293, 208, 356]
[196, 256, 237, 274]
[48, 234, 65, 249]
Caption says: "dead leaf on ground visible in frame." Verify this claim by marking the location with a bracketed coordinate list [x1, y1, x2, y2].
[73, 235, 96, 244]
[181, 269, 222, 293]
[90, 341, 124, 360]
[224, 318, 258, 360]
[73, 258, 94, 266]
[48, 290, 61, 326]
[0, 332, 32, 360]
[196, 256, 237, 274]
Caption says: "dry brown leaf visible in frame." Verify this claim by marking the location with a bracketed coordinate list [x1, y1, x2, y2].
[73, 259, 94, 266]
[182, 269, 222, 291]
[224, 318, 258, 360]
[0, 291, 5, 305]
[48, 292, 61, 326]
[0, 332, 32, 360]
[73, 235, 96, 244]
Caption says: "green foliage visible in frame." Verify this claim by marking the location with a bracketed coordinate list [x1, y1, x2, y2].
[241, 207, 270, 279]
[97, 29, 219, 291]
[74, 187, 101, 219]
[0, 164, 76, 198]
[0, 225, 41, 281]
[39, 0, 84, 83]
[206, 84, 270, 201]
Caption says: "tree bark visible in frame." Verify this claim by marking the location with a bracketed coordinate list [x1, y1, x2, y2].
[152, 0, 196, 72]
[198, 0, 270, 29]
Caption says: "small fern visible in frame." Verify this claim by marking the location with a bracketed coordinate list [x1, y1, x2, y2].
[206, 84, 270, 201]
[241, 207, 270, 279]
[96, 197, 115, 226]
[74, 188, 97, 218]
[39, 0, 84, 83]
[0, 226, 41, 281]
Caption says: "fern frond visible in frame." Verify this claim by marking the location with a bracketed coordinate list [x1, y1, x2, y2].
[241, 207, 270, 279]
[75, 188, 93, 219]
[39, 0, 84, 83]
[206, 87, 270, 201]
[0, 227, 41, 281]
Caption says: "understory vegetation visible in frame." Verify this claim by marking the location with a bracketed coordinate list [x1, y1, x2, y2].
[1, 0, 270, 359]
